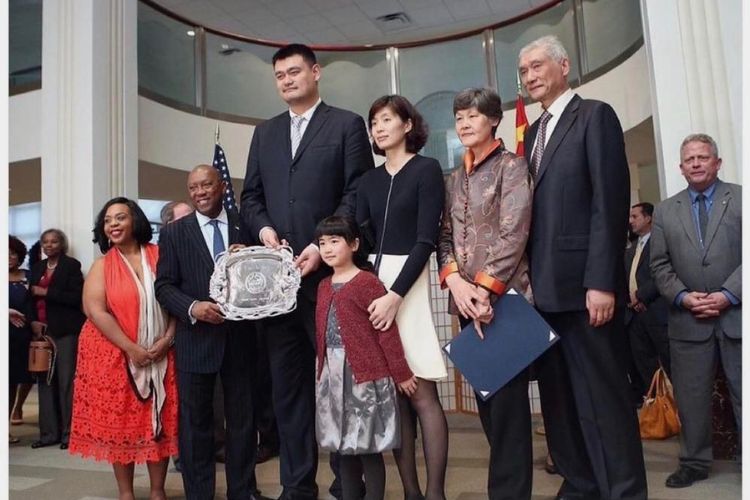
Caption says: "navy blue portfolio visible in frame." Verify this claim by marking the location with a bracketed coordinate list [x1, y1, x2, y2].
[442, 289, 559, 401]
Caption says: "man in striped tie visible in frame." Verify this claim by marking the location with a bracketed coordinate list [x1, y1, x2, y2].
[519, 35, 647, 500]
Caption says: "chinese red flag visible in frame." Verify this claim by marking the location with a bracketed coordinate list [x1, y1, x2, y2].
[515, 94, 529, 156]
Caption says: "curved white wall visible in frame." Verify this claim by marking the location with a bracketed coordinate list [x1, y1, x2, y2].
[10, 46, 652, 180]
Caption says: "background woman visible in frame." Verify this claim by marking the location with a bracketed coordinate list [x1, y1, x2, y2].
[9, 236, 34, 442]
[69, 197, 178, 500]
[28, 228, 86, 450]
[357, 95, 449, 500]
[437, 88, 534, 500]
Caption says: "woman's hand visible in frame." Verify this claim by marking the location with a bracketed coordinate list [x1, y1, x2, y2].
[398, 376, 418, 397]
[9, 309, 26, 328]
[368, 291, 403, 331]
[445, 273, 482, 319]
[228, 244, 246, 253]
[30, 286, 47, 298]
[127, 344, 154, 368]
[148, 337, 173, 363]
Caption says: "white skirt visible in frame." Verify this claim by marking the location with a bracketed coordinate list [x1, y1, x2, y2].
[370, 254, 448, 381]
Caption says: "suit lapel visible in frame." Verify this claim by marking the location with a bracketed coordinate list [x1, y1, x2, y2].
[535, 96, 580, 186]
[280, 113, 293, 162]
[702, 180, 730, 253]
[675, 191, 702, 253]
[186, 214, 215, 269]
[228, 214, 241, 245]
[293, 102, 330, 164]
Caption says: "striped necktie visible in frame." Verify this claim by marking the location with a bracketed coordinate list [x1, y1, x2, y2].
[291, 115, 305, 158]
[531, 111, 552, 177]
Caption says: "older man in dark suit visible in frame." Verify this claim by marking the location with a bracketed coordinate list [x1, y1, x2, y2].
[241, 43, 374, 500]
[519, 35, 647, 500]
[651, 133, 742, 488]
[156, 165, 258, 500]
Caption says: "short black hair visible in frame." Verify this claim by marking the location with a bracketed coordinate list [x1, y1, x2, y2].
[28, 240, 42, 269]
[40, 228, 70, 255]
[368, 95, 429, 156]
[93, 197, 153, 253]
[273, 43, 317, 67]
[453, 88, 504, 137]
[9, 235, 28, 264]
[632, 202, 654, 218]
[314, 215, 373, 272]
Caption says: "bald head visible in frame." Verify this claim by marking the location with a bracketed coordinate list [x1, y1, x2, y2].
[187, 164, 226, 218]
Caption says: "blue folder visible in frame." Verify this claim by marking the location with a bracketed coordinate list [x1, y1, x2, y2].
[442, 289, 559, 401]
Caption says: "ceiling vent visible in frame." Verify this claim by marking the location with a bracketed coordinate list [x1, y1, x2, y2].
[374, 12, 412, 32]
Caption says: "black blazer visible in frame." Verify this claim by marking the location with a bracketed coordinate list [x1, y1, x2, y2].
[155, 212, 253, 373]
[240, 101, 375, 299]
[624, 238, 668, 325]
[524, 94, 630, 312]
[29, 254, 86, 338]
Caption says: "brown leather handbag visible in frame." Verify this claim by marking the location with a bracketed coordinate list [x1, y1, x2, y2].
[28, 334, 57, 384]
[639, 367, 681, 439]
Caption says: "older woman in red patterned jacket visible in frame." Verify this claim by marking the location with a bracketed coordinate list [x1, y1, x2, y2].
[437, 87, 534, 500]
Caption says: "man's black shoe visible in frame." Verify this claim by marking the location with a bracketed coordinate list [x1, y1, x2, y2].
[665, 466, 708, 488]
[31, 440, 60, 449]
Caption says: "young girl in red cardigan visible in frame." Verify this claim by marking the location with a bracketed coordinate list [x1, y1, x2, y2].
[314, 215, 417, 500]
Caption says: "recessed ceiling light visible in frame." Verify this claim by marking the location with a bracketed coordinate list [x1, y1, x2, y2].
[186, 30, 196, 37]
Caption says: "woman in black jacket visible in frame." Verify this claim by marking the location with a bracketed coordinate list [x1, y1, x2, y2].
[28, 228, 86, 450]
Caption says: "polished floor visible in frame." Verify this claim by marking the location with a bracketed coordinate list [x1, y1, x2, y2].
[8, 389, 741, 499]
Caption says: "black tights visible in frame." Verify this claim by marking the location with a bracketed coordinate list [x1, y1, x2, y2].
[393, 379, 448, 500]
[340, 453, 385, 500]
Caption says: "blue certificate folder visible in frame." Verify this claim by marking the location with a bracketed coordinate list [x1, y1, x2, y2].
[443, 289, 559, 401]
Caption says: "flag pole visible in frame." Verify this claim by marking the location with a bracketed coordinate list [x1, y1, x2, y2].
[516, 71, 522, 95]
[215, 123, 221, 145]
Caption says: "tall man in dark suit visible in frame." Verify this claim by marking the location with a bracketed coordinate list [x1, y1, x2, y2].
[650, 133, 741, 489]
[519, 35, 647, 500]
[241, 43, 374, 499]
[156, 165, 258, 499]
[624, 202, 670, 397]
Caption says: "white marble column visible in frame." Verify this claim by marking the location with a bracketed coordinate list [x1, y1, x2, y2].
[640, 0, 741, 198]
[41, 0, 138, 270]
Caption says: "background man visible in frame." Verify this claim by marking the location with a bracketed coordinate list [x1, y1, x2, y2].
[624, 202, 670, 399]
[519, 35, 647, 499]
[650, 133, 741, 489]
[241, 43, 374, 499]
[159, 200, 193, 226]
[156, 165, 258, 499]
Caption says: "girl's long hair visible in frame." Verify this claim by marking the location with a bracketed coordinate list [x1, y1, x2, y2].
[314, 216, 374, 272]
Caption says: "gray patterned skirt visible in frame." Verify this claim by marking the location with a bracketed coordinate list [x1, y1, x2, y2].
[316, 347, 401, 455]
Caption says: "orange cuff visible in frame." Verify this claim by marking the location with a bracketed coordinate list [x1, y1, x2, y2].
[439, 262, 460, 288]
[474, 272, 506, 296]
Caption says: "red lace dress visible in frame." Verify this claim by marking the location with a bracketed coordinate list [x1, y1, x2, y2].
[69, 244, 178, 463]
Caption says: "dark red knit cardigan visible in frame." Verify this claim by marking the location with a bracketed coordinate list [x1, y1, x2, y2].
[315, 271, 413, 384]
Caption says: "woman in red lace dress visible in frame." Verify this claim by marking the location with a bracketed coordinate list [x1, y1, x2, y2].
[69, 197, 178, 500]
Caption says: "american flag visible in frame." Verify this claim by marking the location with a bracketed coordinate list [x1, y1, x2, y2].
[212, 143, 239, 218]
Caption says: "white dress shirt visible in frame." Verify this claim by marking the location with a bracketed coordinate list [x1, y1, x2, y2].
[195, 208, 229, 261]
[531, 88, 576, 153]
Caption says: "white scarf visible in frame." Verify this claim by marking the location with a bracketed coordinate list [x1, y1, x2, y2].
[118, 248, 169, 438]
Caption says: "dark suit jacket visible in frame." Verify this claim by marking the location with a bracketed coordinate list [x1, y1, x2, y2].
[624, 237, 668, 325]
[240, 101, 375, 299]
[524, 94, 630, 312]
[650, 180, 742, 341]
[29, 254, 86, 338]
[155, 211, 253, 373]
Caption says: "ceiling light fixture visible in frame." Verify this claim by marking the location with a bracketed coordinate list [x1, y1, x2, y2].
[186, 30, 196, 37]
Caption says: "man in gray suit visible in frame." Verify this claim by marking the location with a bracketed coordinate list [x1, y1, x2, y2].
[650, 133, 742, 489]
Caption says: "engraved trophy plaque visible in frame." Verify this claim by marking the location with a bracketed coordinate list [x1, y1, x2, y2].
[209, 246, 301, 320]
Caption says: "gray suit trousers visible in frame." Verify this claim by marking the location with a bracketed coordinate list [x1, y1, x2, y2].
[671, 326, 741, 470]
